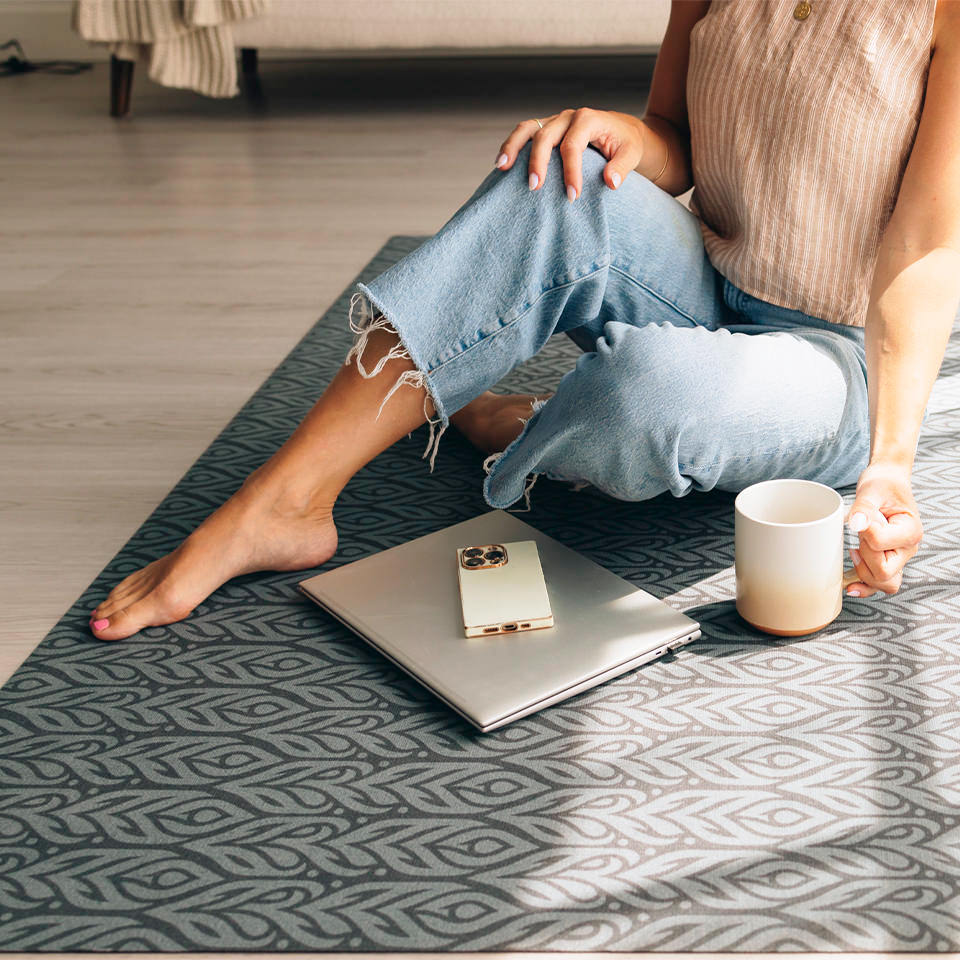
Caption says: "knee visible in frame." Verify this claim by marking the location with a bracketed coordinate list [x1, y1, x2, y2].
[501, 140, 608, 199]
[498, 140, 541, 192]
[479, 140, 560, 218]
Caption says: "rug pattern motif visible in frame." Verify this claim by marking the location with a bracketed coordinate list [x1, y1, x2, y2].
[1, 237, 960, 951]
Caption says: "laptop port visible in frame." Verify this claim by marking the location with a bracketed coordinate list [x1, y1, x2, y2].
[502, 623, 518, 631]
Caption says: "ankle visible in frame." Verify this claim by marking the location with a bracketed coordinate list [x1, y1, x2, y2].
[450, 391, 494, 431]
[240, 463, 337, 520]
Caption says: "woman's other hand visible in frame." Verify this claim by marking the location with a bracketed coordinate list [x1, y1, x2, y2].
[494, 108, 646, 201]
[844, 462, 923, 598]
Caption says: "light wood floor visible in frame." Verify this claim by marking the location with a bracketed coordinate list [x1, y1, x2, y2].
[2, 53, 660, 683]
[2, 56, 953, 960]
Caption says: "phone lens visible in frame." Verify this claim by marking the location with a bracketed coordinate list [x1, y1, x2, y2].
[463, 547, 483, 558]
[465, 557, 483, 567]
[484, 550, 504, 562]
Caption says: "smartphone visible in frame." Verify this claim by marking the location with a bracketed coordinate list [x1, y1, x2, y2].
[456, 540, 554, 638]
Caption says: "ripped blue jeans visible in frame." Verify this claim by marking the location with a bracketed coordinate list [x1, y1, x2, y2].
[346, 141, 870, 510]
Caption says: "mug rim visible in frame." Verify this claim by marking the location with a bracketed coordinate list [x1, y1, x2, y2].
[735, 478, 842, 528]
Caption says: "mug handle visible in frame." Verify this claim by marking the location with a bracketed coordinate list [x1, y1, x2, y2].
[842, 568, 860, 589]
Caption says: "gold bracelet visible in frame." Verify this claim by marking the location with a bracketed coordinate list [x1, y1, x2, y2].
[650, 141, 669, 184]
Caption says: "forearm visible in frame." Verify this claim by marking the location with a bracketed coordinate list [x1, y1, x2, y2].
[632, 112, 693, 197]
[865, 232, 960, 473]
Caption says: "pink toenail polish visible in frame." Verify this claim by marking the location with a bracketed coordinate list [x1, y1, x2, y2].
[93, 619, 109, 630]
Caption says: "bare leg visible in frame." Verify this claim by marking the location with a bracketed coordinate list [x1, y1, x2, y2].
[90, 327, 431, 641]
[450, 391, 554, 455]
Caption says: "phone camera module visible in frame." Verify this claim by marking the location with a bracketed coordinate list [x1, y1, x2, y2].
[463, 547, 484, 558]
[484, 550, 505, 563]
[464, 557, 484, 567]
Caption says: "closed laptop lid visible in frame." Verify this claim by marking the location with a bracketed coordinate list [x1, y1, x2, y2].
[298, 510, 699, 731]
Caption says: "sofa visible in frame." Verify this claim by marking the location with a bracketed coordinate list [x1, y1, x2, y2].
[73, 0, 671, 117]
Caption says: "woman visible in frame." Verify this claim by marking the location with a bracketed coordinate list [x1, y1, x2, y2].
[89, 0, 960, 641]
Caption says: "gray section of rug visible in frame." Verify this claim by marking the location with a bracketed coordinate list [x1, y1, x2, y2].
[1, 236, 959, 952]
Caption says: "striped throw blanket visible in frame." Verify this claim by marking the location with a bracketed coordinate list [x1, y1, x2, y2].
[72, 0, 268, 98]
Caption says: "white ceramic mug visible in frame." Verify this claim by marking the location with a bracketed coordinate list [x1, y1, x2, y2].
[735, 479, 859, 636]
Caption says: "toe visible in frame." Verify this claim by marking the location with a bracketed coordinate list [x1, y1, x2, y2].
[90, 591, 193, 641]
[92, 594, 135, 624]
[91, 564, 159, 620]
[91, 584, 134, 621]
[89, 615, 118, 639]
[93, 583, 148, 623]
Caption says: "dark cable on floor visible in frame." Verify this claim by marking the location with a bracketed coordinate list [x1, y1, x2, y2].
[0, 38, 92, 77]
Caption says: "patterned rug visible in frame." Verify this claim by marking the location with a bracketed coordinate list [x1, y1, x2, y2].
[2, 236, 959, 952]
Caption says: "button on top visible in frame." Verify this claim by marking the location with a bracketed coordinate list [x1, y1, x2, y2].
[794, 1, 811, 19]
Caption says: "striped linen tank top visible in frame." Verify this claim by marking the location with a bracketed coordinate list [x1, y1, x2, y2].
[685, 0, 936, 327]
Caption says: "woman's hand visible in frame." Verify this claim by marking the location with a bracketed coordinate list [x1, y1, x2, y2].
[844, 462, 923, 598]
[494, 108, 646, 201]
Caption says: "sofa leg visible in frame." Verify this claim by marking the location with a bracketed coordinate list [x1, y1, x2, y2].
[110, 54, 134, 118]
[240, 47, 263, 103]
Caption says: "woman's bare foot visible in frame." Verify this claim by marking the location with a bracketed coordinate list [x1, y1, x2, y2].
[451, 390, 553, 454]
[86, 320, 553, 641]
[89, 466, 339, 641]
[87, 319, 437, 642]
[88, 388, 550, 641]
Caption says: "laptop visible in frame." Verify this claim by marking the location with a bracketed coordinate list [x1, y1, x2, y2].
[298, 510, 700, 732]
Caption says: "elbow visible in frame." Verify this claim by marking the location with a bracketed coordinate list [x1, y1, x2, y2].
[881, 213, 960, 260]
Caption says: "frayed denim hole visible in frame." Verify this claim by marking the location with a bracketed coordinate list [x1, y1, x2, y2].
[345, 289, 449, 473]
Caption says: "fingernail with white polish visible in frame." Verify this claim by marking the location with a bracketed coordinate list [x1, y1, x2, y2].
[848, 512, 869, 532]
[496, 153, 508, 168]
[567, 184, 576, 202]
[847, 589, 861, 597]
[611, 171, 621, 189]
[529, 172, 539, 190]
[850, 547, 862, 566]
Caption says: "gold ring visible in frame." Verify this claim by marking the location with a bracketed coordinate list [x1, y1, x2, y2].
[534, 118, 544, 129]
